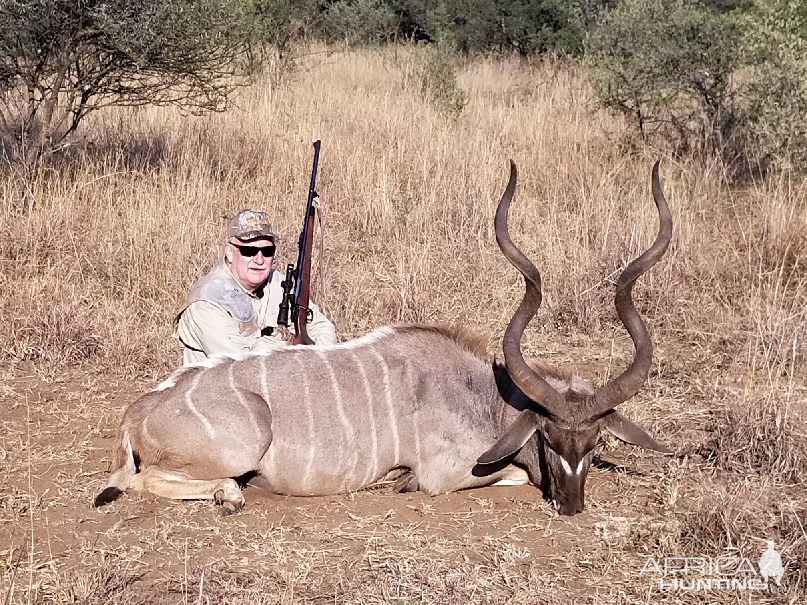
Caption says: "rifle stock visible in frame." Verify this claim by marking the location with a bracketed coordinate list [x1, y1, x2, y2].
[292, 200, 316, 345]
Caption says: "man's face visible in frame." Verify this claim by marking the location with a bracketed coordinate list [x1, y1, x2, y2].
[225, 237, 275, 292]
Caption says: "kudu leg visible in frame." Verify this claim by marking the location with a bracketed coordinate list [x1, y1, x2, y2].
[130, 467, 246, 513]
[454, 464, 530, 491]
[491, 468, 530, 486]
[392, 469, 420, 493]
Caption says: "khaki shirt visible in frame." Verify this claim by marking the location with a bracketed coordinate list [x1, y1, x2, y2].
[174, 260, 337, 366]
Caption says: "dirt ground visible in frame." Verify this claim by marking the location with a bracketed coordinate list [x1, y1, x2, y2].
[1, 345, 804, 604]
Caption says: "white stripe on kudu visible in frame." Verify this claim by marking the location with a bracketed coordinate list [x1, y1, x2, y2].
[406, 359, 422, 469]
[229, 363, 260, 439]
[185, 372, 215, 440]
[350, 350, 379, 486]
[320, 326, 395, 352]
[299, 355, 316, 492]
[263, 326, 395, 356]
[140, 413, 155, 448]
[260, 358, 270, 404]
[153, 372, 180, 392]
[315, 350, 357, 491]
[559, 456, 574, 475]
[369, 345, 399, 465]
[259, 360, 276, 478]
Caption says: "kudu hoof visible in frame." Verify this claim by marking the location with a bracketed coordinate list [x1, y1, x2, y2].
[392, 470, 420, 493]
[214, 489, 244, 516]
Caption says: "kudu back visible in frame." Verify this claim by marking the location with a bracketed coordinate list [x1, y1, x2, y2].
[95, 161, 673, 516]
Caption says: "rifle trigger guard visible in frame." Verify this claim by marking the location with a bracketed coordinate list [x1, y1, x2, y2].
[306, 308, 314, 323]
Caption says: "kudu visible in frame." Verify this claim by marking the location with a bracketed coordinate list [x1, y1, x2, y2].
[95, 161, 673, 516]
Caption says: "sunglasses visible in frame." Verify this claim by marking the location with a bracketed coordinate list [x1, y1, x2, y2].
[232, 243, 276, 258]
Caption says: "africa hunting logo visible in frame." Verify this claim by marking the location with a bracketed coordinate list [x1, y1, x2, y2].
[640, 539, 793, 593]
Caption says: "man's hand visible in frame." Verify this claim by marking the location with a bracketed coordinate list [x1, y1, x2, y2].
[276, 326, 294, 343]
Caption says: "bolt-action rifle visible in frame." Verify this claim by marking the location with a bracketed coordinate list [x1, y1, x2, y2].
[277, 140, 321, 345]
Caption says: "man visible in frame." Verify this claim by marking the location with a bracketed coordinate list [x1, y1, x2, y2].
[174, 209, 337, 365]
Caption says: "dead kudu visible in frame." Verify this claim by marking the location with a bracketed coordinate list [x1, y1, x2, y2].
[95, 161, 673, 516]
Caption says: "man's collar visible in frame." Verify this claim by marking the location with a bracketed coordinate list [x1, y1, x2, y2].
[220, 260, 271, 299]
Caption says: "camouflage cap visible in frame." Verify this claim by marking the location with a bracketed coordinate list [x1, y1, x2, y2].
[227, 209, 276, 242]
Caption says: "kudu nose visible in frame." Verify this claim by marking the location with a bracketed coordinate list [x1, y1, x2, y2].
[559, 501, 585, 516]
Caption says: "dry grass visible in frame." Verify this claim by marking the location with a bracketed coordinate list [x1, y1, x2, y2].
[1, 44, 806, 603]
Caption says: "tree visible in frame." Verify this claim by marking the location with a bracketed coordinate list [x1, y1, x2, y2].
[740, 0, 807, 171]
[0, 0, 252, 175]
[248, 0, 325, 48]
[587, 0, 742, 169]
[321, 0, 398, 45]
[426, 0, 583, 55]
[310, 0, 588, 54]
[587, 0, 807, 177]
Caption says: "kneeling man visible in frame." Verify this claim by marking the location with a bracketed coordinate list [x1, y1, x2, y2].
[174, 209, 337, 365]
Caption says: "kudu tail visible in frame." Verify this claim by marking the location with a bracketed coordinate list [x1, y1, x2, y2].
[94, 431, 137, 507]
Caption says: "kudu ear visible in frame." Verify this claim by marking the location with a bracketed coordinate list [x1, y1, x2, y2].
[477, 411, 541, 465]
[603, 411, 672, 454]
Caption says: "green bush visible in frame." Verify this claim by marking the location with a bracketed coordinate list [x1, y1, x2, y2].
[740, 0, 807, 171]
[321, 0, 398, 45]
[587, 0, 807, 176]
[427, 0, 584, 55]
[323, 0, 590, 55]
[587, 0, 743, 168]
[386, 0, 434, 41]
[420, 47, 468, 119]
[248, 1, 329, 46]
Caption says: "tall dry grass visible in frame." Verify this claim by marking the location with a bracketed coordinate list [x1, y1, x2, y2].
[1, 47, 804, 379]
[1, 44, 806, 600]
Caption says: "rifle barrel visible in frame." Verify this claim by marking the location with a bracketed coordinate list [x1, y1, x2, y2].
[294, 140, 321, 303]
